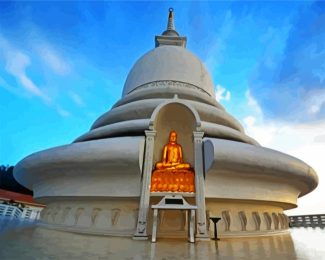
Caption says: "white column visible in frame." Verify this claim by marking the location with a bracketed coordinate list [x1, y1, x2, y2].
[134, 130, 156, 239]
[36, 210, 41, 220]
[193, 131, 209, 239]
[151, 209, 158, 242]
[188, 209, 195, 243]
[10, 206, 15, 219]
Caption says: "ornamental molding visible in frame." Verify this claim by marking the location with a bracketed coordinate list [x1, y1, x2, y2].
[129, 80, 212, 97]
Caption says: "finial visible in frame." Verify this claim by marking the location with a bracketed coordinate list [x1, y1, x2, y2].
[167, 8, 175, 31]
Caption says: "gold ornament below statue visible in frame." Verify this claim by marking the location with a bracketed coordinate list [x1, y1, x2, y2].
[151, 131, 195, 193]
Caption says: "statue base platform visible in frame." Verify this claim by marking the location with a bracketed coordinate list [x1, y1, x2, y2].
[150, 169, 195, 193]
[150, 192, 195, 197]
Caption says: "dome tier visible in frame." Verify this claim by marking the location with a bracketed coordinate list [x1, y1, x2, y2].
[75, 85, 258, 146]
[122, 46, 215, 97]
[77, 39, 256, 143]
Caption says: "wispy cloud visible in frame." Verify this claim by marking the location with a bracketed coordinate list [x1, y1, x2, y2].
[68, 91, 85, 107]
[37, 43, 71, 76]
[250, 2, 325, 122]
[204, 10, 234, 73]
[56, 105, 71, 117]
[0, 35, 50, 102]
[0, 34, 71, 117]
[187, 3, 235, 73]
[245, 89, 262, 116]
[307, 89, 325, 115]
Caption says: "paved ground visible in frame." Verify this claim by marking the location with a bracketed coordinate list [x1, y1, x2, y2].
[0, 223, 324, 259]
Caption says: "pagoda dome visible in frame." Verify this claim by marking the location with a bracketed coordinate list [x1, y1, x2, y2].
[122, 45, 215, 98]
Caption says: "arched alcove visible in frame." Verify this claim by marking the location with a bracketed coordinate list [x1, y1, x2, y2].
[151, 102, 198, 168]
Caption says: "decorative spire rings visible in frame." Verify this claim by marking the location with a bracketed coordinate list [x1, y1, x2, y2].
[162, 8, 179, 37]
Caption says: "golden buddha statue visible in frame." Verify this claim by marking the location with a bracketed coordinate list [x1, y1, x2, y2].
[151, 131, 195, 193]
[155, 131, 190, 170]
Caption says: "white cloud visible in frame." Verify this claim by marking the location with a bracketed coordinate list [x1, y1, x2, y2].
[243, 116, 276, 146]
[307, 89, 325, 115]
[215, 84, 231, 102]
[245, 89, 262, 115]
[0, 34, 71, 117]
[68, 91, 85, 107]
[56, 106, 71, 118]
[37, 43, 70, 75]
[1, 41, 50, 103]
[314, 134, 325, 143]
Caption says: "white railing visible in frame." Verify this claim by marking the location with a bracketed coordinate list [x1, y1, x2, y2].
[21, 208, 42, 220]
[289, 214, 325, 228]
[0, 204, 22, 219]
[0, 204, 42, 221]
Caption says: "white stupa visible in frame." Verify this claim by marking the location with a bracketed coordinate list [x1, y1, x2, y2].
[14, 9, 318, 239]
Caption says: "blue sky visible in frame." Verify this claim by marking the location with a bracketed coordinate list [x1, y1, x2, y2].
[0, 2, 324, 213]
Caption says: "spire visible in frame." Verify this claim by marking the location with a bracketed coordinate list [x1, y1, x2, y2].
[162, 8, 179, 37]
[155, 8, 187, 48]
[167, 8, 175, 30]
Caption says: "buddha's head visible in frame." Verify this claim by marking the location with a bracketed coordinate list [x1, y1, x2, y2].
[169, 131, 177, 143]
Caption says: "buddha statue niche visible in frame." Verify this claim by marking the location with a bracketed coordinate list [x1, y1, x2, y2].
[150, 131, 195, 193]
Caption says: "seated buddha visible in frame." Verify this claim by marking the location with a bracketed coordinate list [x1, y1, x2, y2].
[151, 131, 195, 193]
[156, 131, 190, 170]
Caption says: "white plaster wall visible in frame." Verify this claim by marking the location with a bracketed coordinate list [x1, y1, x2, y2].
[91, 98, 243, 133]
[114, 84, 222, 109]
[40, 197, 290, 238]
[123, 46, 215, 97]
[14, 137, 145, 195]
[41, 198, 139, 236]
[205, 173, 300, 208]
[206, 200, 289, 237]
[203, 138, 318, 199]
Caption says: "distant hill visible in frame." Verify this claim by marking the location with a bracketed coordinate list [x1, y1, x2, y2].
[0, 165, 33, 195]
